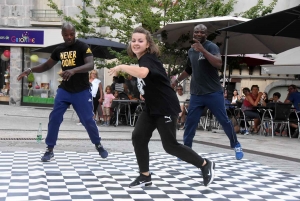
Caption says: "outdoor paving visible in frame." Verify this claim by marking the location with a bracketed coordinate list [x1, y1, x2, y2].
[0, 105, 300, 200]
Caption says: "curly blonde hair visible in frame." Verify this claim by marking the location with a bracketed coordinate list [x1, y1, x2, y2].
[127, 26, 160, 58]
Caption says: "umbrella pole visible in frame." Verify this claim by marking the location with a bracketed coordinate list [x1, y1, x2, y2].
[222, 32, 229, 88]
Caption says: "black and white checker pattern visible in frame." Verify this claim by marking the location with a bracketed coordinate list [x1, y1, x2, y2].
[0, 151, 299, 201]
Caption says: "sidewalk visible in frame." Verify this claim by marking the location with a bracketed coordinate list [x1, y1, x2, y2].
[1, 105, 300, 175]
[1, 105, 299, 157]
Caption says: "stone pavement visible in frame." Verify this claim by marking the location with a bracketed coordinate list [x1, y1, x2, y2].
[0, 105, 299, 176]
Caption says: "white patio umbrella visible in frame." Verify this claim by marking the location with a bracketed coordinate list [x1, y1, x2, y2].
[155, 16, 300, 86]
[261, 46, 300, 75]
[155, 16, 249, 87]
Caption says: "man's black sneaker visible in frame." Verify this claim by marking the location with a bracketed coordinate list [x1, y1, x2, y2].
[200, 159, 215, 187]
[95, 144, 108, 158]
[41, 150, 54, 162]
[129, 173, 152, 188]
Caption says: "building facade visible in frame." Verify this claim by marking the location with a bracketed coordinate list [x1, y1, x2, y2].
[1, 0, 299, 106]
[0, 0, 64, 106]
[0, 0, 105, 106]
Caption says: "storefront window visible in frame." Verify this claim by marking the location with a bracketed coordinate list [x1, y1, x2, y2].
[0, 47, 10, 104]
[21, 47, 60, 107]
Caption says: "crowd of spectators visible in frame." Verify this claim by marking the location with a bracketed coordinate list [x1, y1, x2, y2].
[222, 85, 300, 138]
[92, 70, 300, 139]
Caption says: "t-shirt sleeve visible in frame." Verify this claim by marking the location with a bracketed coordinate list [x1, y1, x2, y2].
[139, 58, 155, 75]
[82, 43, 93, 58]
[288, 93, 295, 102]
[208, 43, 220, 55]
[50, 47, 60, 61]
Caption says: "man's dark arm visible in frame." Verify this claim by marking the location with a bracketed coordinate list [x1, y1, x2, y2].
[191, 39, 222, 69]
[17, 58, 57, 81]
[171, 57, 191, 88]
[72, 56, 94, 73]
[33, 58, 58, 72]
[202, 51, 222, 69]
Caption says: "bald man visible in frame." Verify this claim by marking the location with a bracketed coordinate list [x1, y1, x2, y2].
[17, 22, 108, 161]
[172, 24, 243, 160]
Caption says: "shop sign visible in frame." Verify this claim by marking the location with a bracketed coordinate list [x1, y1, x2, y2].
[0, 29, 44, 45]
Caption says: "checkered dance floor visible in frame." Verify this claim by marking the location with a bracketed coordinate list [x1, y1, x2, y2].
[0, 152, 300, 201]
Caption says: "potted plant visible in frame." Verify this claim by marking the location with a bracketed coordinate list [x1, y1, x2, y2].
[27, 72, 34, 88]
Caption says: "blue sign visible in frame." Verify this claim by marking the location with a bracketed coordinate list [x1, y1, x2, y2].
[0, 29, 44, 45]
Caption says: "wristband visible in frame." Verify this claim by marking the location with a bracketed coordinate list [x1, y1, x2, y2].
[28, 68, 32, 73]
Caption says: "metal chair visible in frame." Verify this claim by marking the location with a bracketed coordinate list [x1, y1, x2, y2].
[261, 103, 293, 138]
[289, 109, 300, 139]
[130, 100, 144, 127]
[234, 107, 254, 134]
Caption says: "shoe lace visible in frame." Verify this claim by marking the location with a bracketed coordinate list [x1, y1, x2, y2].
[135, 175, 142, 181]
[43, 150, 52, 157]
[235, 146, 242, 152]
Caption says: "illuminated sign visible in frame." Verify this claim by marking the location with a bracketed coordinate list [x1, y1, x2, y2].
[0, 29, 44, 45]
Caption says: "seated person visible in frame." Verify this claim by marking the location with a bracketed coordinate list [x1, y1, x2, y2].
[224, 90, 235, 115]
[114, 90, 119, 99]
[176, 85, 189, 129]
[271, 92, 282, 103]
[115, 75, 129, 94]
[126, 75, 140, 100]
[241, 85, 265, 134]
[110, 90, 120, 109]
[110, 76, 118, 92]
[265, 92, 282, 135]
[284, 85, 300, 138]
[261, 92, 269, 103]
[231, 89, 241, 104]
[284, 84, 300, 111]
[224, 90, 239, 132]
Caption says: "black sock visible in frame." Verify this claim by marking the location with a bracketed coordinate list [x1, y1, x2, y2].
[141, 173, 150, 177]
[47, 147, 53, 152]
[95, 143, 102, 148]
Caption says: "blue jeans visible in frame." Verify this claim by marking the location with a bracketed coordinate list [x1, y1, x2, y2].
[184, 91, 239, 148]
[46, 88, 100, 148]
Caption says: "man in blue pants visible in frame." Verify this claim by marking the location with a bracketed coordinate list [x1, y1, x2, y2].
[17, 22, 108, 162]
[172, 24, 243, 160]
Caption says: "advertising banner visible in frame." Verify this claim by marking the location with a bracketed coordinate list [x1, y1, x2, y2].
[0, 30, 44, 45]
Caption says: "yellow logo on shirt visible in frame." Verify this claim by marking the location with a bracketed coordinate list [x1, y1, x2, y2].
[60, 51, 76, 67]
[86, 48, 92, 53]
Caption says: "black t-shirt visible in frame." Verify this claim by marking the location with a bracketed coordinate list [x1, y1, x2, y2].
[137, 53, 181, 116]
[51, 40, 93, 93]
[185, 40, 222, 95]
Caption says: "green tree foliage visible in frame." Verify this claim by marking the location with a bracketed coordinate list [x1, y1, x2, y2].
[239, 0, 278, 19]
[48, 0, 277, 77]
[48, 0, 104, 37]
